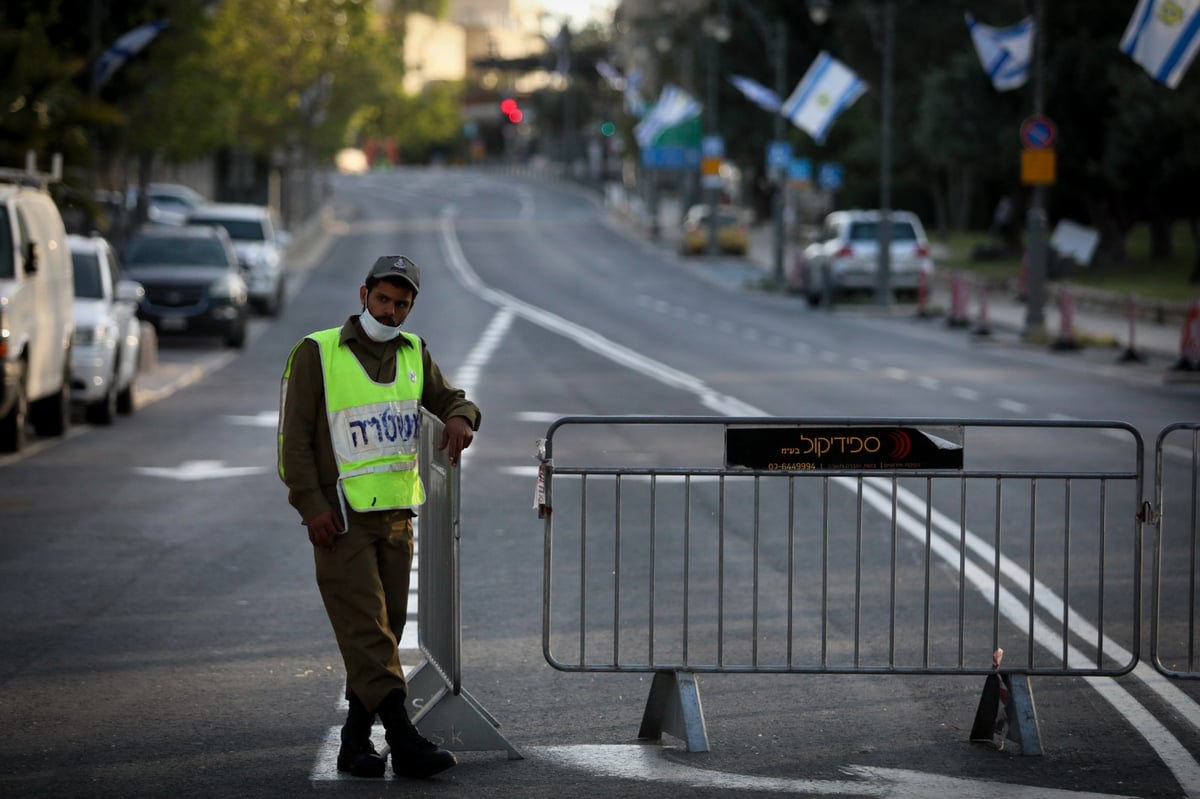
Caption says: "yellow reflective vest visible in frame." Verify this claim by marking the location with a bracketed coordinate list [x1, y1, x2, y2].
[281, 327, 426, 517]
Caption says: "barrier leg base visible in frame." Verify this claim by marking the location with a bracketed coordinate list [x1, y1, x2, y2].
[637, 670, 709, 752]
[969, 672, 1043, 756]
[404, 661, 523, 760]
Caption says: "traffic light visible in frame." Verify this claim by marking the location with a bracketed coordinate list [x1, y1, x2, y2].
[599, 121, 616, 137]
[500, 98, 523, 124]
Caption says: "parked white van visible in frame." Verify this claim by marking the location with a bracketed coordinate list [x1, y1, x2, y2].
[0, 169, 74, 452]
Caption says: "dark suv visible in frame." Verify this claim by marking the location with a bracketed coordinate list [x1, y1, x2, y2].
[123, 225, 249, 348]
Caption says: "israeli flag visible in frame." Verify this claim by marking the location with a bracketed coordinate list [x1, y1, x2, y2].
[728, 74, 781, 112]
[595, 59, 625, 91]
[93, 20, 169, 89]
[1121, 0, 1200, 89]
[624, 69, 647, 116]
[634, 85, 701, 147]
[781, 52, 866, 145]
[966, 13, 1034, 91]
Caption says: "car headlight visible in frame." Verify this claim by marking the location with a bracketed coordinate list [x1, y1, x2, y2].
[209, 276, 241, 300]
[240, 247, 279, 269]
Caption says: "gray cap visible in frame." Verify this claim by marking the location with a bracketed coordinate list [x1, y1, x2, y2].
[366, 255, 420, 294]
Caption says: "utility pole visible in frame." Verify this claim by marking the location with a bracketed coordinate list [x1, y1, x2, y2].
[874, 0, 895, 307]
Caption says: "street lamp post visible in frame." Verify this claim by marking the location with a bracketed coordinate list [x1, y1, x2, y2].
[722, 0, 788, 287]
[1023, 0, 1048, 340]
[704, 10, 731, 256]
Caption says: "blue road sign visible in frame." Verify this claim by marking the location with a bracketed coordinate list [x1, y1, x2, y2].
[817, 162, 844, 190]
[766, 141, 792, 171]
[789, 158, 813, 182]
[1020, 116, 1057, 149]
[641, 144, 701, 170]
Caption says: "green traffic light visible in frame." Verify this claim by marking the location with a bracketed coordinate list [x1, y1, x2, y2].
[600, 121, 616, 137]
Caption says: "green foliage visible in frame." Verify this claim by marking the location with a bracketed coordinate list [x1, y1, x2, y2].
[0, 4, 89, 171]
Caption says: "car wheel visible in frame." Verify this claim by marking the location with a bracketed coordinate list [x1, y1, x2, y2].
[117, 370, 136, 415]
[268, 284, 285, 317]
[30, 361, 70, 437]
[0, 365, 28, 453]
[86, 371, 118, 425]
[225, 320, 247, 349]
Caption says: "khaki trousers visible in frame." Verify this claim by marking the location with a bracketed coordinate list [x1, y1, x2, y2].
[313, 507, 414, 714]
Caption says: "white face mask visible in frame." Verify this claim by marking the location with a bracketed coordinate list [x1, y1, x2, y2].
[358, 309, 403, 342]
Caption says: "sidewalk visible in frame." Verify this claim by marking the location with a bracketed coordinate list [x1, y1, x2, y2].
[609, 188, 1195, 376]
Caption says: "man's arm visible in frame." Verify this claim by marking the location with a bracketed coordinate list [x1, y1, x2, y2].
[420, 341, 480, 465]
[280, 339, 338, 524]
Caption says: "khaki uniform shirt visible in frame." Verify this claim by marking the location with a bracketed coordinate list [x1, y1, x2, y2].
[280, 316, 482, 524]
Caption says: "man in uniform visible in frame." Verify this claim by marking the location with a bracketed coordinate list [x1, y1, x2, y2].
[278, 255, 481, 778]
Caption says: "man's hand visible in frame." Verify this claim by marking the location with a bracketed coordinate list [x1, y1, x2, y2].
[305, 510, 344, 551]
[438, 416, 475, 466]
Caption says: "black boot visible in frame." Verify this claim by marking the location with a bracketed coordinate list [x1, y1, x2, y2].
[376, 690, 457, 778]
[336, 693, 386, 778]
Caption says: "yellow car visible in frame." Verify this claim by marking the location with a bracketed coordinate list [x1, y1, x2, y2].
[680, 204, 749, 256]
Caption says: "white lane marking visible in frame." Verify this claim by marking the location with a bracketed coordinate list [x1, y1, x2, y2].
[438, 208, 762, 418]
[455, 307, 513, 401]
[917, 376, 941, 390]
[436, 202, 1200, 793]
[998, 398, 1029, 414]
[536, 745, 1135, 798]
[224, 410, 279, 427]
[133, 460, 267, 481]
[854, 475, 1200, 795]
[515, 411, 564, 423]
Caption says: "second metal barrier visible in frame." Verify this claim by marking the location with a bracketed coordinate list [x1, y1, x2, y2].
[538, 416, 1145, 754]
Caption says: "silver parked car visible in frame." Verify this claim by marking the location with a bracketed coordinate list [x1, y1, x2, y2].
[791, 210, 934, 306]
[186, 203, 289, 316]
[68, 234, 143, 424]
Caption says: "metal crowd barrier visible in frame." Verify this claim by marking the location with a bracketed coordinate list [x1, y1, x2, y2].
[538, 416, 1146, 755]
[1152, 422, 1200, 680]
[404, 409, 521, 759]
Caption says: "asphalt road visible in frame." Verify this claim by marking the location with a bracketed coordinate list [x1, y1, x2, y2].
[1, 167, 1198, 799]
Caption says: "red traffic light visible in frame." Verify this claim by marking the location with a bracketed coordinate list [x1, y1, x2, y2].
[500, 97, 523, 123]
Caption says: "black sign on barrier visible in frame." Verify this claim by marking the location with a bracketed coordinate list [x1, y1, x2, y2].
[725, 425, 964, 471]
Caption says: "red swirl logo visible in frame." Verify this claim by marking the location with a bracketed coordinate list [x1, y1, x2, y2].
[888, 430, 912, 460]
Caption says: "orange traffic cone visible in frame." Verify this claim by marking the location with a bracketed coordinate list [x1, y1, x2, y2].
[1171, 299, 1200, 371]
[972, 280, 992, 337]
[1118, 291, 1145, 363]
[946, 272, 970, 328]
[1051, 287, 1080, 351]
[915, 269, 934, 318]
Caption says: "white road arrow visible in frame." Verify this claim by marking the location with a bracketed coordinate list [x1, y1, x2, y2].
[534, 744, 1136, 798]
[224, 411, 279, 428]
[133, 460, 268, 481]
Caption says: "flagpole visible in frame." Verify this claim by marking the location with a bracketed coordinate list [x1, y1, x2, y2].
[1023, 0, 1048, 339]
[771, 23, 788, 289]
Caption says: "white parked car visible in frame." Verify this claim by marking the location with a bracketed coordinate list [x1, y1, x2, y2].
[791, 210, 934, 306]
[186, 203, 289, 315]
[0, 168, 75, 452]
[127, 182, 207, 226]
[68, 234, 143, 424]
